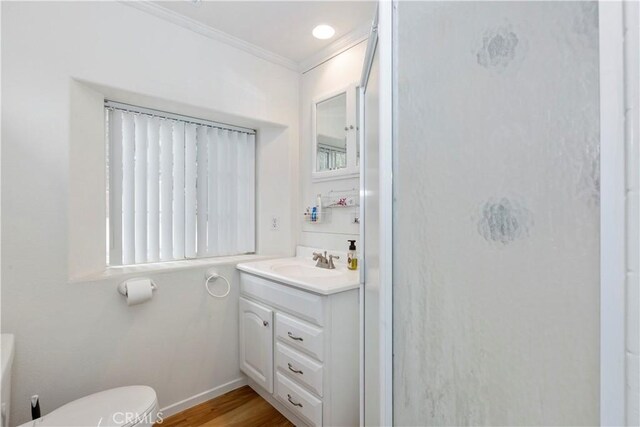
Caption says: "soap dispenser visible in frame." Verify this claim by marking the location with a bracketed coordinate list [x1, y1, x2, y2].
[347, 240, 358, 270]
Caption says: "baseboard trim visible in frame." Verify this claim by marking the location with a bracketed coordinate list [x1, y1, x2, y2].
[159, 377, 248, 418]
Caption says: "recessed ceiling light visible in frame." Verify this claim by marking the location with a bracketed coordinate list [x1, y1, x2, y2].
[313, 25, 335, 40]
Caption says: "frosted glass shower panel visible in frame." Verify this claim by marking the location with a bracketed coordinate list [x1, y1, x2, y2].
[393, 2, 600, 425]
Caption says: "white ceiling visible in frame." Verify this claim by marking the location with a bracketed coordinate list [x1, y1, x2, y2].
[153, 1, 376, 63]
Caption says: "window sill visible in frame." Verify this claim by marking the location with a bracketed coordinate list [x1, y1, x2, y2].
[69, 254, 277, 284]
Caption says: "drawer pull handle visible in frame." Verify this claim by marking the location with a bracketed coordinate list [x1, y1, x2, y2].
[288, 363, 303, 375]
[287, 394, 303, 408]
[287, 332, 304, 341]
[263, 320, 269, 327]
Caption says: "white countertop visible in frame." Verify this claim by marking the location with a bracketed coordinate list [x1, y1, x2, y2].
[237, 256, 360, 295]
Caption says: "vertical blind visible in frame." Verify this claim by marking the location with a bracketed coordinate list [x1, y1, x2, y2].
[317, 144, 347, 170]
[107, 103, 256, 266]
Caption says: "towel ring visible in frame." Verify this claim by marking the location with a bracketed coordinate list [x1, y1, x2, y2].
[205, 272, 231, 298]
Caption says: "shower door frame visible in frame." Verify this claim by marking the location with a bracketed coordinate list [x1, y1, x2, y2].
[359, 3, 392, 425]
[599, 1, 628, 425]
[358, 1, 395, 425]
[378, 2, 394, 426]
[376, 1, 632, 425]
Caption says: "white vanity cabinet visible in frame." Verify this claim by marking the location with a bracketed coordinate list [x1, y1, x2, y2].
[238, 271, 359, 427]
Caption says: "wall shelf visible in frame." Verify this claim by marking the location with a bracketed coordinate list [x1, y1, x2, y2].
[303, 210, 331, 223]
[322, 188, 359, 208]
[303, 188, 359, 225]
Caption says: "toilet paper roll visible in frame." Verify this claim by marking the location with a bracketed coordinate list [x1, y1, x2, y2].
[124, 278, 154, 306]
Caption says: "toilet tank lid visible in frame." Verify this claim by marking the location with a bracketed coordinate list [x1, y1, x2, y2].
[26, 386, 157, 427]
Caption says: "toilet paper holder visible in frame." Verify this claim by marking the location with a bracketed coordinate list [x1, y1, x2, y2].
[117, 278, 158, 297]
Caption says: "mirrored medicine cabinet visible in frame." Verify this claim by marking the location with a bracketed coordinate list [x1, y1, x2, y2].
[312, 83, 359, 181]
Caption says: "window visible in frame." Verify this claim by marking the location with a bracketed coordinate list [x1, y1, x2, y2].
[106, 101, 256, 266]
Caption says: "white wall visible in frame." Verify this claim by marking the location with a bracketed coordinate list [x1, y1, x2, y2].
[298, 42, 365, 252]
[393, 2, 600, 425]
[1, 2, 298, 425]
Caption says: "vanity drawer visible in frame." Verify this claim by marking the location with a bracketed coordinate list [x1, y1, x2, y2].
[276, 342, 323, 397]
[240, 273, 325, 326]
[275, 372, 323, 427]
[275, 312, 324, 362]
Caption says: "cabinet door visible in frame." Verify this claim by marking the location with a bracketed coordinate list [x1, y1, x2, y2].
[239, 297, 274, 392]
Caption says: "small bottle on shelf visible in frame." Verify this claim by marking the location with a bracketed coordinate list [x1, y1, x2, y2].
[316, 194, 322, 221]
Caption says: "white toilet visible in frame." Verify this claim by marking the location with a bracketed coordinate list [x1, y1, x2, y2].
[17, 386, 159, 427]
[1, 335, 158, 427]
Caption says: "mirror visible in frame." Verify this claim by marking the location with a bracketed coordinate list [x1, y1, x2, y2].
[312, 84, 359, 181]
[316, 93, 347, 172]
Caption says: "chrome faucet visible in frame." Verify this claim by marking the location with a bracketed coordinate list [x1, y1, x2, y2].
[313, 251, 340, 269]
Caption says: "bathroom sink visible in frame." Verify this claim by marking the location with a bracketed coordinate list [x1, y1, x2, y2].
[237, 254, 359, 295]
[270, 263, 341, 278]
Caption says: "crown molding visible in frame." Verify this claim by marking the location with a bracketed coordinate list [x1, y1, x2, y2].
[122, 1, 299, 72]
[122, 1, 372, 75]
[299, 22, 372, 74]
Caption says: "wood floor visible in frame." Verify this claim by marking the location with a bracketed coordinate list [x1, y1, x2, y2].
[158, 386, 294, 427]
